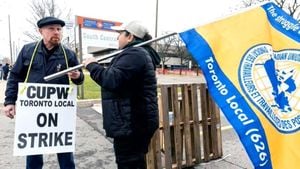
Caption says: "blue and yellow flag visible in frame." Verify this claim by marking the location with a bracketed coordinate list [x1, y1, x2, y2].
[180, 2, 300, 169]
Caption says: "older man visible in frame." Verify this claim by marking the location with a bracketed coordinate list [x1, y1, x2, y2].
[3, 16, 84, 169]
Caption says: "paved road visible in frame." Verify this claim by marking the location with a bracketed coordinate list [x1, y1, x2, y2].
[0, 75, 253, 169]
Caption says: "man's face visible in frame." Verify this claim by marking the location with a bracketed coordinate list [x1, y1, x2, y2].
[117, 31, 133, 49]
[39, 24, 63, 46]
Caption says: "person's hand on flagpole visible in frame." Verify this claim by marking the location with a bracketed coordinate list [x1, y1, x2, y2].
[67, 70, 81, 79]
[82, 57, 98, 68]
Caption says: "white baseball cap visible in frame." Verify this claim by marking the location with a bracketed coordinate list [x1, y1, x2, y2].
[111, 21, 149, 39]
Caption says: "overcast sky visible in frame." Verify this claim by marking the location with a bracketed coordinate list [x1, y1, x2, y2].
[0, 0, 243, 60]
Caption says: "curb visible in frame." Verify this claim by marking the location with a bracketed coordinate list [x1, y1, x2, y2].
[77, 99, 101, 108]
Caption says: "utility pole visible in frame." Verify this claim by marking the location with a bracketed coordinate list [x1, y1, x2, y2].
[155, 0, 159, 38]
[78, 24, 84, 99]
[8, 15, 13, 64]
[155, 0, 164, 72]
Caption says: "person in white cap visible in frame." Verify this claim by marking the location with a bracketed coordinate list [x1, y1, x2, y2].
[3, 16, 84, 169]
[83, 21, 160, 169]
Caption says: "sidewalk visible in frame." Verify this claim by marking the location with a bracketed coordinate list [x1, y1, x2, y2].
[0, 79, 253, 169]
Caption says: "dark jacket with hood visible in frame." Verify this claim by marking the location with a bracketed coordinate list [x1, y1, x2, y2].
[86, 42, 160, 144]
[4, 41, 84, 106]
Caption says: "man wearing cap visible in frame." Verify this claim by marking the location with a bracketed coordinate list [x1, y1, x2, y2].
[3, 16, 84, 169]
[83, 21, 160, 169]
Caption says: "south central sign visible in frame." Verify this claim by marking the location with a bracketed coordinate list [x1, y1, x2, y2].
[76, 16, 122, 31]
[76, 15, 122, 53]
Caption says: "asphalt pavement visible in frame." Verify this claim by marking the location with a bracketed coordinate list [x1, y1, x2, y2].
[0, 75, 253, 169]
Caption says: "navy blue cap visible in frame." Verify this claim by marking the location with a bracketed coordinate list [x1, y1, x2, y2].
[37, 16, 65, 28]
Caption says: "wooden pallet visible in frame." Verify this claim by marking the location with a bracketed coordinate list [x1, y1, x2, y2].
[147, 84, 222, 169]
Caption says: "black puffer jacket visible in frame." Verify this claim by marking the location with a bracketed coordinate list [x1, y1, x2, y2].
[86, 44, 159, 140]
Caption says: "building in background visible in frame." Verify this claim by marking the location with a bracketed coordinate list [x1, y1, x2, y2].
[75, 16, 122, 60]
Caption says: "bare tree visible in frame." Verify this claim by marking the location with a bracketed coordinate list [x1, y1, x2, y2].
[275, 0, 300, 20]
[156, 32, 176, 73]
[156, 32, 194, 75]
[24, 0, 71, 41]
[242, 0, 268, 7]
[241, 0, 300, 20]
[172, 35, 191, 75]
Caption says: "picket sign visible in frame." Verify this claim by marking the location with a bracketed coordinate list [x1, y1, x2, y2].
[13, 83, 77, 156]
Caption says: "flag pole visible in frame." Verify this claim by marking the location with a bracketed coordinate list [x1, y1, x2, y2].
[44, 32, 177, 81]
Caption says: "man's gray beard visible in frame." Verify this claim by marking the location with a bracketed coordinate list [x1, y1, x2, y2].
[50, 39, 60, 46]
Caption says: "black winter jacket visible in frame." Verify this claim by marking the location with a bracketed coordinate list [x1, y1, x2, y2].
[86, 45, 159, 140]
[4, 41, 84, 106]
